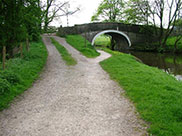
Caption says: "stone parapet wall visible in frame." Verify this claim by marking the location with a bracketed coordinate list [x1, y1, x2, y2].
[58, 22, 154, 36]
[57, 22, 157, 46]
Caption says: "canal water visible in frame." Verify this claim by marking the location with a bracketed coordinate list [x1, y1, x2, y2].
[123, 51, 182, 81]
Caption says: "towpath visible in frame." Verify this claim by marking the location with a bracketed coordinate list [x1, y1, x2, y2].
[0, 35, 147, 136]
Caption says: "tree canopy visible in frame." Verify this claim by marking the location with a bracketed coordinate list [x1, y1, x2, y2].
[91, 0, 124, 22]
[123, 0, 149, 24]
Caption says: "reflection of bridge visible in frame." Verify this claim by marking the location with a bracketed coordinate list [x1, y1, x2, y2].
[58, 22, 155, 50]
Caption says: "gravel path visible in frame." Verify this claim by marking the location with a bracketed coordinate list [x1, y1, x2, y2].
[0, 35, 147, 136]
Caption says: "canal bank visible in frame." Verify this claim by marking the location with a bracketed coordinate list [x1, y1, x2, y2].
[94, 35, 182, 80]
[122, 50, 182, 80]
[99, 48, 182, 136]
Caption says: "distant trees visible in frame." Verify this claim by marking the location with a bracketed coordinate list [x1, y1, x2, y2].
[91, 0, 124, 22]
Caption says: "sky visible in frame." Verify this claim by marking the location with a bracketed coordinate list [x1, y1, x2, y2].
[51, 0, 102, 27]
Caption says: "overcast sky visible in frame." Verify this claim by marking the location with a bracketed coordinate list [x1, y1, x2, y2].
[51, 0, 102, 27]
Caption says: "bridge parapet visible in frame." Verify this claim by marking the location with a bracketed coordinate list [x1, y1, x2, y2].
[58, 22, 158, 49]
[58, 22, 153, 36]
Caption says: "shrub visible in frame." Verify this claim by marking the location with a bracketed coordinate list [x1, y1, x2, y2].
[0, 70, 21, 84]
[0, 78, 11, 95]
[0, 39, 48, 111]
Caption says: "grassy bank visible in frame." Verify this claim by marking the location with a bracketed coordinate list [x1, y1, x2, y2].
[65, 35, 100, 58]
[50, 37, 77, 66]
[94, 35, 111, 47]
[100, 48, 182, 136]
[0, 40, 48, 111]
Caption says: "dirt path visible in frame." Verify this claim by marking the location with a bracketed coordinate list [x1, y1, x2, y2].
[0, 36, 147, 136]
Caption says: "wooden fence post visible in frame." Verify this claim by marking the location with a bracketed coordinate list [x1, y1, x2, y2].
[20, 43, 23, 58]
[84, 31, 87, 48]
[2, 46, 6, 70]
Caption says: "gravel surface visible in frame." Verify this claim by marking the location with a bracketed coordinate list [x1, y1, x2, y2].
[0, 35, 147, 136]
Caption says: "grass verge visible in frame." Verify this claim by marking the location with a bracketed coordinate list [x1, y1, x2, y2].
[0, 39, 48, 111]
[65, 35, 100, 58]
[50, 37, 77, 66]
[100, 48, 182, 136]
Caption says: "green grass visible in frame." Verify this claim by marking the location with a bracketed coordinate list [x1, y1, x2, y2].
[65, 35, 100, 58]
[166, 36, 182, 50]
[50, 37, 77, 66]
[100, 48, 182, 136]
[0, 40, 48, 111]
[94, 35, 111, 47]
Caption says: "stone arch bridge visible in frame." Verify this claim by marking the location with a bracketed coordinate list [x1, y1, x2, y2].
[58, 22, 155, 51]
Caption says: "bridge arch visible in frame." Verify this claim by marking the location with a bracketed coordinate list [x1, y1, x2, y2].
[91, 30, 131, 47]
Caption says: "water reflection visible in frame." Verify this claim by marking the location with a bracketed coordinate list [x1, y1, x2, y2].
[122, 51, 182, 80]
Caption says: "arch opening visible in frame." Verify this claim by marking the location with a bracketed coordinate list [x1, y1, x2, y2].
[91, 30, 131, 47]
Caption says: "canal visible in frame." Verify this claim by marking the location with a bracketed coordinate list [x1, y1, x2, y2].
[123, 51, 182, 80]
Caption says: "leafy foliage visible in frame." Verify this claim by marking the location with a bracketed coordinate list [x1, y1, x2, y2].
[123, 0, 149, 24]
[0, 40, 48, 110]
[0, 70, 21, 85]
[0, 78, 11, 95]
[0, 0, 42, 57]
[91, 0, 124, 22]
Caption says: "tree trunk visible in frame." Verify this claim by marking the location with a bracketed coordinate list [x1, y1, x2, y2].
[84, 32, 87, 47]
[44, 19, 49, 32]
[174, 40, 178, 53]
[44, 24, 48, 32]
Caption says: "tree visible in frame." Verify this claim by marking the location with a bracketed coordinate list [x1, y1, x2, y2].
[0, 0, 26, 57]
[42, 0, 67, 32]
[172, 18, 182, 52]
[151, 0, 182, 49]
[91, 0, 124, 22]
[123, 0, 149, 25]
[40, 0, 79, 32]
[123, 0, 182, 50]
[60, 3, 80, 27]
[24, 0, 42, 41]
[0, 0, 42, 57]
